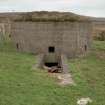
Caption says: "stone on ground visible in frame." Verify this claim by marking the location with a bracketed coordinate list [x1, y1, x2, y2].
[77, 97, 92, 105]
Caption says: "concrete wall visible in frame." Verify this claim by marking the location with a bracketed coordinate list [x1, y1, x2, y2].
[0, 23, 5, 34]
[0, 23, 7, 41]
[11, 21, 91, 59]
[0, 22, 11, 41]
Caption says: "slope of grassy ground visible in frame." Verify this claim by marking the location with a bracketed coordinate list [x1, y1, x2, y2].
[92, 40, 105, 50]
[0, 39, 105, 105]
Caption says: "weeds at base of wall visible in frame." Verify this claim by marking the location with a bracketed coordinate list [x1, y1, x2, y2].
[0, 33, 16, 52]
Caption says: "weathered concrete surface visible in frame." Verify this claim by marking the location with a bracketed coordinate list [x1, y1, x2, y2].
[0, 23, 5, 35]
[61, 54, 69, 74]
[0, 17, 11, 36]
[32, 54, 44, 70]
[11, 21, 91, 59]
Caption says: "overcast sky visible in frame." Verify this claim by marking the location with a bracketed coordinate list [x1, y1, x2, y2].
[0, 0, 105, 17]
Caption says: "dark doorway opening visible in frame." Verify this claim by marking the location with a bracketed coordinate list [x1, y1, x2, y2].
[16, 43, 19, 49]
[45, 62, 58, 67]
[48, 46, 55, 53]
[9, 34, 11, 38]
[84, 45, 87, 51]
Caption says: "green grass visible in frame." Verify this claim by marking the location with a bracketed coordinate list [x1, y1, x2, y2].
[0, 34, 16, 52]
[92, 40, 105, 50]
[0, 38, 105, 105]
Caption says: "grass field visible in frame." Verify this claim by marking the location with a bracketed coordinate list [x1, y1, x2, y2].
[0, 39, 105, 105]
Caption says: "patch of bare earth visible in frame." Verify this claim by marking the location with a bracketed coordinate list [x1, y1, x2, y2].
[44, 62, 74, 86]
[49, 73, 74, 86]
[57, 73, 74, 85]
